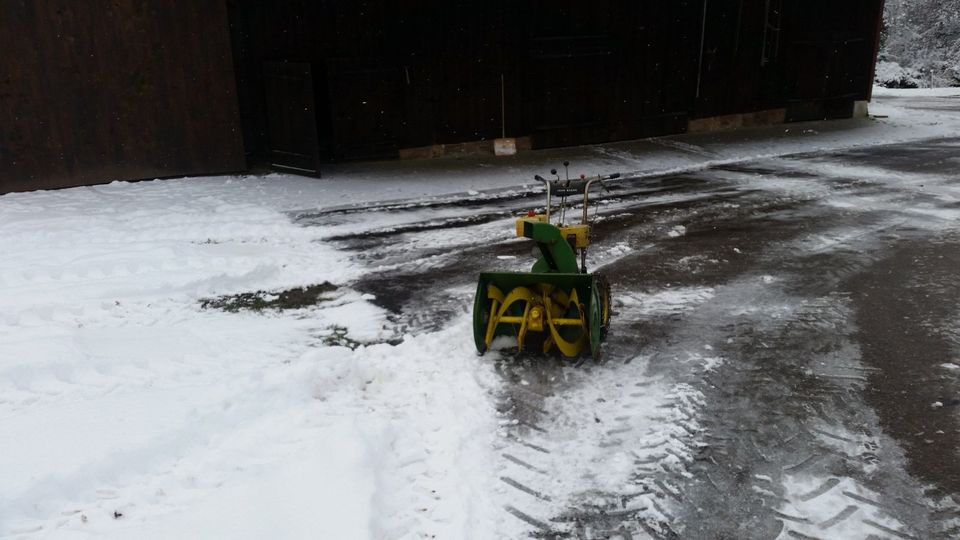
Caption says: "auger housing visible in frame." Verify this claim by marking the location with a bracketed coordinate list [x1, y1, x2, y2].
[472, 165, 618, 359]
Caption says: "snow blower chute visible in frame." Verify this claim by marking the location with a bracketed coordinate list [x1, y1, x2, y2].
[473, 164, 618, 359]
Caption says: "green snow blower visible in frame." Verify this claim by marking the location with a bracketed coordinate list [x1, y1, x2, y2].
[473, 164, 618, 359]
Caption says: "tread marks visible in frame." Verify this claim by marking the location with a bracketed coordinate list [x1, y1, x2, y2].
[786, 531, 826, 540]
[783, 454, 821, 474]
[772, 510, 814, 524]
[670, 285, 941, 539]
[493, 345, 702, 539]
[862, 519, 918, 540]
[819, 505, 859, 529]
[505, 505, 553, 532]
[842, 490, 886, 509]
[313, 153, 960, 538]
[501, 477, 554, 502]
[504, 453, 549, 475]
[797, 478, 842, 502]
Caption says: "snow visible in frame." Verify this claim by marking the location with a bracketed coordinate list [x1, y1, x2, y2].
[0, 181, 502, 538]
[880, 0, 960, 87]
[872, 86, 960, 98]
[874, 60, 922, 89]
[618, 288, 715, 316]
[777, 475, 906, 540]
[667, 225, 687, 238]
[3, 89, 960, 538]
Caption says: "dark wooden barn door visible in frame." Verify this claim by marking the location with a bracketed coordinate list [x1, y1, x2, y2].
[325, 61, 403, 160]
[692, 0, 790, 118]
[0, 1, 245, 193]
[693, 0, 746, 117]
[780, 0, 882, 120]
[431, 3, 506, 145]
[523, 0, 620, 148]
[262, 61, 322, 174]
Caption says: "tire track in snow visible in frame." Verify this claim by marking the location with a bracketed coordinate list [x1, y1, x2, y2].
[485, 282, 720, 539]
[662, 217, 960, 537]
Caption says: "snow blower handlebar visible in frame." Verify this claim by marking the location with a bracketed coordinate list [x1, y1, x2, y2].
[582, 172, 619, 226]
[533, 172, 620, 226]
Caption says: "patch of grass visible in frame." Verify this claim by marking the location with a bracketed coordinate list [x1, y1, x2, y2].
[201, 282, 338, 312]
[322, 325, 364, 350]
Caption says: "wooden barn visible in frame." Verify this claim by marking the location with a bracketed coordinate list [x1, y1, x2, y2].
[0, 0, 884, 193]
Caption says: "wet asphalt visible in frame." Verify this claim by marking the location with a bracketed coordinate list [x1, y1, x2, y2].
[303, 132, 960, 538]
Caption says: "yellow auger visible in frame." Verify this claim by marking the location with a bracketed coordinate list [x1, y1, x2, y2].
[473, 164, 617, 359]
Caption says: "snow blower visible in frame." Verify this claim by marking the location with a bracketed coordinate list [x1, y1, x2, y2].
[473, 163, 618, 359]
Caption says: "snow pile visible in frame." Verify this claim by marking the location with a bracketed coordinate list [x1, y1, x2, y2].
[305, 319, 503, 540]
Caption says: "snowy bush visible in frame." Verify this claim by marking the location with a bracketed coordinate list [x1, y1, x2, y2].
[874, 60, 921, 88]
[882, 0, 960, 87]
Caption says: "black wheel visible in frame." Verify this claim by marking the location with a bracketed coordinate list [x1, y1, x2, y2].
[589, 285, 603, 361]
[595, 273, 612, 339]
[472, 280, 490, 354]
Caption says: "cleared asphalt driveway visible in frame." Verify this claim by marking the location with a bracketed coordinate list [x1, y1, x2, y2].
[315, 133, 960, 538]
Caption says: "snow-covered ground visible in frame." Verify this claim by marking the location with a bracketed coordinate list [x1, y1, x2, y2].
[0, 183, 504, 538]
[2, 88, 960, 539]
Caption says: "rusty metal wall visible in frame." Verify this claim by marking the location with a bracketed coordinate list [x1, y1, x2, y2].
[0, 0, 245, 194]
